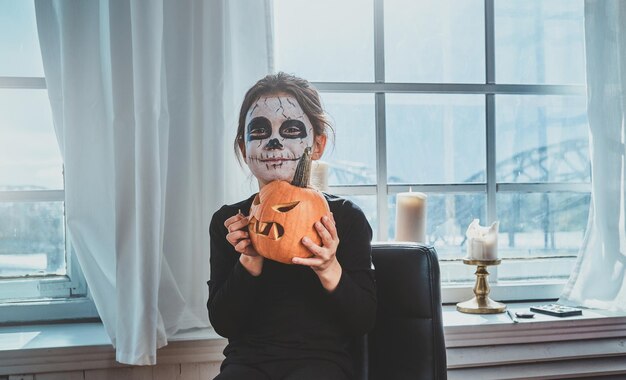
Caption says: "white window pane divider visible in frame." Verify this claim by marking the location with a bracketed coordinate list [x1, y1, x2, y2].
[330, 183, 591, 195]
[497, 183, 591, 192]
[375, 93, 388, 241]
[329, 185, 377, 196]
[485, 0, 496, 85]
[313, 82, 585, 95]
[487, 98, 499, 279]
[387, 184, 486, 193]
[0, 76, 46, 89]
[0, 277, 68, 300]
[0, 298, 98, 324]
[373, 0, 385, 82]
[373, 0, 388, 241]
[0, 190, 64, 203]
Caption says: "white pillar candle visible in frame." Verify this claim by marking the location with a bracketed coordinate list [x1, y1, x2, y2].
[395, 191, 427, 243]
[311, 160, 329, 191]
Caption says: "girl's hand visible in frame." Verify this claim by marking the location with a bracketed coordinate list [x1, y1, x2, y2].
[224, 211, 258, 257]
[293, 213, 342, 292]
[224, 210, 263, 276]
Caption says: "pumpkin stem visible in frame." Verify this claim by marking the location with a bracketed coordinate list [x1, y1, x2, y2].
[291, 146, 312, 188]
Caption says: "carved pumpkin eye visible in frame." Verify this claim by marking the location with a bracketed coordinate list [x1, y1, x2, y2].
[272, 201, 300, 213]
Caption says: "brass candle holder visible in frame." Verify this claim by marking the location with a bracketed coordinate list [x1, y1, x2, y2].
[456, 258, 506, 314]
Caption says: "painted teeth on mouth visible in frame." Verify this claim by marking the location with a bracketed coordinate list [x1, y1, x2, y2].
[260, 156, 296, 161]
[249, 154, 302, 162]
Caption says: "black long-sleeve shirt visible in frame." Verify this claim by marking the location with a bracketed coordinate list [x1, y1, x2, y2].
[207, 193, 376, 375]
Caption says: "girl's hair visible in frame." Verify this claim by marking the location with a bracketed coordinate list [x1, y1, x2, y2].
[234, 72, 334, 164]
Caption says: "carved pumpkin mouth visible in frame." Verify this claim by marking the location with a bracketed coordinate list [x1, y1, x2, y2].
[249, 217, 285, 240]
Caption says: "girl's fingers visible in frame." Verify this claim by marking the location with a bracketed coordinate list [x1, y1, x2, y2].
[321, 215, 338, 242]
[312, 216, 339, 254]
[224, 213, 243, 229]
[226, 230, 250, 249]
[302, 236, 325, 257]
[234, 239, 247, 252]
[315, 221, 333, 247]
[235, 238, 253, 254]
[292, 256, 325, 267]
[231, 217, 249, 232]
[224, 214, 249, 233]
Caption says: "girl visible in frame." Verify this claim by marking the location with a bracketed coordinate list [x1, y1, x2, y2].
[208, 72, 376, 380]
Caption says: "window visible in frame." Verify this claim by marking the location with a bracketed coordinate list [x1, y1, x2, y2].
[273, 0, 589, 301]
[0, 1, 94, 322]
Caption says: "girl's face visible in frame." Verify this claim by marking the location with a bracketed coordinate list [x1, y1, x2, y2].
[243, 93, 321, 187]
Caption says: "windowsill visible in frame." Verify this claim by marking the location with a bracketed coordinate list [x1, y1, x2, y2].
[444, 302, 626, 378]
[0, 323, 228, 375]
[443, 301, 626, 347]
[0, 297, 99, 324]
[1, 302, 626, 375]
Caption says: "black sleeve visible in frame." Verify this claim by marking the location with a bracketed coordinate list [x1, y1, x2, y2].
[326, 201, 377, 336]
[206, 206, 261, 338]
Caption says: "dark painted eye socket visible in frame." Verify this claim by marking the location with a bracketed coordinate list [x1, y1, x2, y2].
[247, 117, 271, 141]
[272, 201, 300, 212]
[279, 120, 307, 139]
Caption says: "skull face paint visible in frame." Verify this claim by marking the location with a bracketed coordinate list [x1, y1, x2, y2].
[245, 94, 315, 185]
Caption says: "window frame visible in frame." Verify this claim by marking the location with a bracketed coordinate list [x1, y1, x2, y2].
[0, 76, 97, 323]
[305, 0, 589, 302]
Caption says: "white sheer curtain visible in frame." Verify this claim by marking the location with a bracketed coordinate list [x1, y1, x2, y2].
[559, 0, 626, 311]
[35, 0, 268, 365]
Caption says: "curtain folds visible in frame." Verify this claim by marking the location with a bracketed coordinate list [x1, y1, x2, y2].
[559, 0, 626, 311]
[35, 0, 269, 365]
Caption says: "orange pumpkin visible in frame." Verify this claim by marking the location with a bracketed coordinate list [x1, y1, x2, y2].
[247, 147, 330, 264]
[248, 181, 330, 264]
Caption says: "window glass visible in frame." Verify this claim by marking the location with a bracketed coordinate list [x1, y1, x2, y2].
[496, 95, 589, 183]
[439, 260, 478, 285]
[496, 191, 587, 282]
[0, 3, 68, 287]
[386, 94, 485, 184]
[320, 93, 376, 186]
[385, 0, 485, 83]
[498, 256, 577, 282]
[495, 0, 585, 84]
[496, 192, 589, 259]
[273, 0, 374, 82]
[0, 0, 45, 77]
[0, 89, 63, 190]
[0, 201, 66, 278]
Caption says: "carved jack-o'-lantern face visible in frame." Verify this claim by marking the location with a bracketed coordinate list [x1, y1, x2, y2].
[248, 180, 330, 264]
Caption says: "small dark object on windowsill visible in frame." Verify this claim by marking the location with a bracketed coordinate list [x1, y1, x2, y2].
[530, 304, 583, 317]
[515, 311, 535, 319]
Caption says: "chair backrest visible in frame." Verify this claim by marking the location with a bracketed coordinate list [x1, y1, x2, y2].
[366, 242, 447, 380]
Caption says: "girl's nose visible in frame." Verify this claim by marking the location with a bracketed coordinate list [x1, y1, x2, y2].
[265, 138, 283, 150]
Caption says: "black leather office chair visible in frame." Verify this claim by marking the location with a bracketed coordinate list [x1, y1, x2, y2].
[353, 243, 447, 380]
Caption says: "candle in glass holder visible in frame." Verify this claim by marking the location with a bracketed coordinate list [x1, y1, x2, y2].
[395, 191, 427, 243]
[465, 219, 499, 260]
[311, 160, 329, 191]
